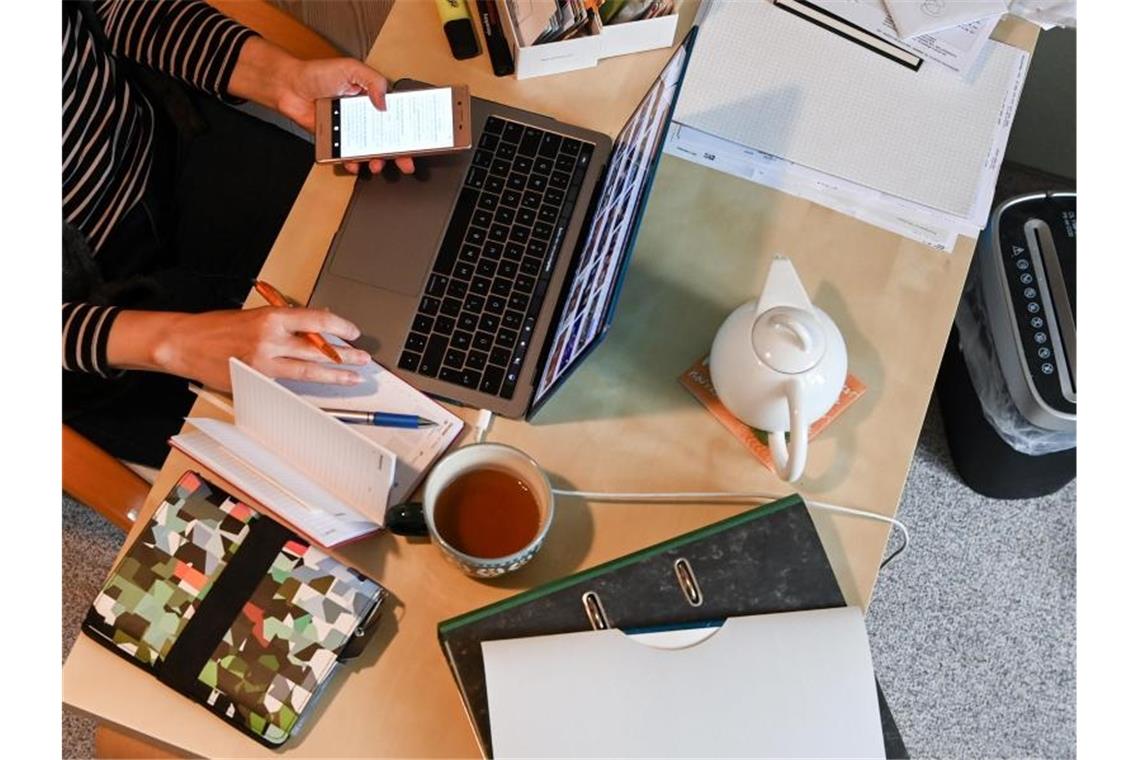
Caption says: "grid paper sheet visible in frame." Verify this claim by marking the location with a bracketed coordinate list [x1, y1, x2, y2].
[673, 0, 1028, 217]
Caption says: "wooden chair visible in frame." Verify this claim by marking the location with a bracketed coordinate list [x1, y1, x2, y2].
[64, 4, 342, 756]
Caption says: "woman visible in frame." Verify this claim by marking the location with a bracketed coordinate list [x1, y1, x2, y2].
[63, 0, 411, 466]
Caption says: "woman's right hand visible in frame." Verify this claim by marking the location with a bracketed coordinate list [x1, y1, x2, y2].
[107, 307, 373, 390]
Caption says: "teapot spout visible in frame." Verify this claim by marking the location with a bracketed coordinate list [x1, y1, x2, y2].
[756, 256, 814, 316]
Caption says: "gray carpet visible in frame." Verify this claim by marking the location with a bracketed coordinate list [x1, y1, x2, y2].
[61, 398, 1076, 759]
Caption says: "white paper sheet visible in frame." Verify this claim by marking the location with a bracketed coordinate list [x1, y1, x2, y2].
[673, 0, 1028, 218]
[883, 0, 1007, 38]
[279, 343, 463, 505]
[482, 607, 885, 758]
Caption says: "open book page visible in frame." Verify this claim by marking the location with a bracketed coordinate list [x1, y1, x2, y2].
[171, 425, 379, 547]
[279, 339, 464, 504]
[230, 359, 396, 525]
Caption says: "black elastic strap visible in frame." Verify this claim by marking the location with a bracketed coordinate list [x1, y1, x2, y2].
[157, 516, 294, 692]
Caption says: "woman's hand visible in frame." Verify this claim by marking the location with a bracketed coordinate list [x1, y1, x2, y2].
[107, 308, 373, 391]
[229, 37, 414, 176]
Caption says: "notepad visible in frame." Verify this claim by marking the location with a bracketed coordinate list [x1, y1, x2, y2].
[171, 357, 462, 547]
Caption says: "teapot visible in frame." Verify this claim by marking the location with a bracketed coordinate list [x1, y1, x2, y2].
[709, 256, 847, 482]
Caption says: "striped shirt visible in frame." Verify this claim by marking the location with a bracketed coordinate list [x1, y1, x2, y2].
[62, 0, 256, 376]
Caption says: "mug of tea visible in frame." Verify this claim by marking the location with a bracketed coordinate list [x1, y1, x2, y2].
[386, 443, 554, 578]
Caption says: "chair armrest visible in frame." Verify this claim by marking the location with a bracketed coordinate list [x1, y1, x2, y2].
[205, 0, 342, 59]
[62, 425, 148, 533]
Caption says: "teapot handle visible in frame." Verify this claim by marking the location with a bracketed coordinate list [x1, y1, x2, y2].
[768, 377, 809, 482]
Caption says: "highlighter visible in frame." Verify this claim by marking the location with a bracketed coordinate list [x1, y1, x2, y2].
[435, 0, 480, 60]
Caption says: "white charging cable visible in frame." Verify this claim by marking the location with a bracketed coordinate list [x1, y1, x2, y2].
[550, 489, 910, 569]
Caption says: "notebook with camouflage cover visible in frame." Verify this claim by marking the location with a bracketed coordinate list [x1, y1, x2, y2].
[81, 471, 387, 748]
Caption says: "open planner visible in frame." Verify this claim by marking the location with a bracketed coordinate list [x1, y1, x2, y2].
[171, 355, 463, 547]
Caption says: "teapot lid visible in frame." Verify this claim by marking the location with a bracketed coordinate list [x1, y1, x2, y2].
[751, 306, 826, 374]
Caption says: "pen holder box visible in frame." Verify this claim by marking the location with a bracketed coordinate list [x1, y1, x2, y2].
[496, 0, 680, 80]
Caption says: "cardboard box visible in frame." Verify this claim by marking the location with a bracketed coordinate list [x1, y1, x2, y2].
[496, 0, 680, 80]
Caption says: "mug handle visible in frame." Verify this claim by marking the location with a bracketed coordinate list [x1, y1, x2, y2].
[768, 377, 809, 482]
[385, 502, 429, 537]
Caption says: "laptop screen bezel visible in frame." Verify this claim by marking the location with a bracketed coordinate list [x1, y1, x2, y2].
[525, 27, 700, 419]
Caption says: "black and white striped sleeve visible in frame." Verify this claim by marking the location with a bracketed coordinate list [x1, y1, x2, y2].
[63, 303, 123, 377]
[93, 0, 258, 99]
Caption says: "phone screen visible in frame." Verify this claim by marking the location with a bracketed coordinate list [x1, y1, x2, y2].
[332, 87, 455, 159]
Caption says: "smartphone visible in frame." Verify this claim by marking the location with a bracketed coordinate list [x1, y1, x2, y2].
[314, 85, 472, 164]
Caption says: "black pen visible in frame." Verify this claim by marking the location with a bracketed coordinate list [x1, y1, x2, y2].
[476, 0, 515, 76]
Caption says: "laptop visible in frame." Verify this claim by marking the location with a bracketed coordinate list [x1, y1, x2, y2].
[310, 29, 697, 419]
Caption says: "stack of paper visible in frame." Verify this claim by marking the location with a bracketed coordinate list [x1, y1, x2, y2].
[664, 0, 1030, 250]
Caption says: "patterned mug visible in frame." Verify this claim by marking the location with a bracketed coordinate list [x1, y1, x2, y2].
[389, 443, 555, 578]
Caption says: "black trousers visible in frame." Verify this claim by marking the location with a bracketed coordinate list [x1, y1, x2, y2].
[64, 90, 313, 467]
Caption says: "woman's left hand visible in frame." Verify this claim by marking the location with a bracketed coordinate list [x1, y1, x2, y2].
[230, 38, 415, 176]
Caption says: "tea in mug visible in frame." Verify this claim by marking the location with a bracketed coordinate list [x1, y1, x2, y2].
[433, 468, 541, 558]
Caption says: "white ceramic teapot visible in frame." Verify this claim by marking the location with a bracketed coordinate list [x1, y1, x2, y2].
[709, 256, 847, 482]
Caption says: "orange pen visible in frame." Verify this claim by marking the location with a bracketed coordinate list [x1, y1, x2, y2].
[253, 280, 342, 363]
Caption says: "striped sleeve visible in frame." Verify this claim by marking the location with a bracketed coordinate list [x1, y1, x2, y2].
[93, 0, 257, 100]
[63, 303, 123, 377]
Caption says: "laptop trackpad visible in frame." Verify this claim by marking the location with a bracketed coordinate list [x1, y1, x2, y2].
[329, 154, 470, 296]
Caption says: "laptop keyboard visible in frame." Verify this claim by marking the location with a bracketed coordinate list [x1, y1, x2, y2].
[398, 115, 594, 400]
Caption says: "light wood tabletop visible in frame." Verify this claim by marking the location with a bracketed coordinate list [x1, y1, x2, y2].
[63, 1, 1039, 757]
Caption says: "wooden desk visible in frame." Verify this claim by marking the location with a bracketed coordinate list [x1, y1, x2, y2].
[63, 2, 1038, 756]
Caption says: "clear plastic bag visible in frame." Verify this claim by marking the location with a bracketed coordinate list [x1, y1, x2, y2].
[954, 266, 1076, 455]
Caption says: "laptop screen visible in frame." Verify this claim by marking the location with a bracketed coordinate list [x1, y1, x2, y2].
[532, 31, 696, 405]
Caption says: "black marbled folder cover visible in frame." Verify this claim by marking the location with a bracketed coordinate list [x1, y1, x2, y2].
[438, 495, 907, 758]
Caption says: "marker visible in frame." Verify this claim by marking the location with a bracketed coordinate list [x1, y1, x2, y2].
[476, 0, 515, 76]
[326, 409, 438, 429]
[435, 0, 480, 60]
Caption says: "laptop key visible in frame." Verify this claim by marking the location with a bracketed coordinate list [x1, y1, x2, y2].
[484, 241, 504, 259]
[465, 166, 487, 189]
[520, 256, 542, 276]
[495, 328, 517, 347]
[560, 137, 582, 157]
[473, 209, 493, 228]
[544, 187, 565, 207]
[444, 349, 465, 369]
[434, 315, 456, 336]
[472, 150, 492, 168]
[453, 262, 474, 280]
[519, 127, 541, 156]
[555, 153, 575, 172]
[513, 156, 533, 174]
[509, 292, 529, 311]
[480, 366, 504, 395]
[534, 157, 554, 174]
[516, 274, 536, 293]
[419, 335, 448, 377]
[399, 351, 421, 371]
[479, 313, 501, 333]
[441, 296, 462, 316]
[477, 193, 498, 211]
[476, 259, 497, 277]
[413, 314, 434, 333]
[487, 295, 507, 314]
[433, 187, 478, 275]
[458, 312, 478, 332]
[425, 273, 448, 297]
[489, 224, 509, 243]
[499, 260, 519, 279]
[438, 367, 462, 385]
[502, 310, 523, 330]
[464, 294, 486, 313]
[517, 207, 536, 226]
[526, 239, 548, 258]
[452, 330, 473, 350]
[460, 368, 481, 389]
[485, 116, 505, 135]
[492, 277, 513, 297]
[495, 207, 514, 225]
[491, 159, 512, 177]
[507, 172, 527, 191]
[490, 346, 511, 366]
[502, 190, 522, 207]
[505, 243, 525, 260]
[447, 280, 468, 299]
[527, 174, 548, 192]
[538, 204, 558, 223]
[471, 276, 491, 295]
[486, 175, 505, 194]
[539, 133, 561, 158]
[499, 371, 519, 400]
[496, 142, 517, 161]
[459, 244, 480, 263]
[532, 222, 553, 241]
[466, 350, 487, 370]
[405, 332, 428, 352]
[474, 331, 494, 351]
[509, 225, 530, 243]
[502, 121, 523, 143]
[549, 171, 570, 190]
[478, 132, 499, 151]
[522, 191, 543, 209]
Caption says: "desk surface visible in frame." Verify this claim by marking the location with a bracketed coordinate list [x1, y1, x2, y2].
[63, 2, 1038, 756]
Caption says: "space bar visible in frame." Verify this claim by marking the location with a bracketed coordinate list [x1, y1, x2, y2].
[433, 187, 479, 276]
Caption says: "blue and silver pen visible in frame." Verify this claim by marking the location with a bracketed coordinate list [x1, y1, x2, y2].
[326, 409, 437, 429]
